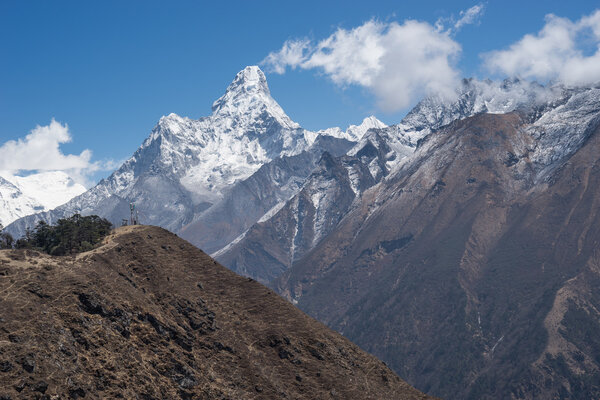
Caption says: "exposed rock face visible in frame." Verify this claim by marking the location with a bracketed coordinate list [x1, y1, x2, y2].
[273, 87, 600, 399]
[0, 225, 431, 400]
[179, 135, 354, 255]
[216, 146, 381, 284]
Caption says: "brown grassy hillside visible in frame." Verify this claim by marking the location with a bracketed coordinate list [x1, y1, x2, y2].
[0, 225, 430, 400]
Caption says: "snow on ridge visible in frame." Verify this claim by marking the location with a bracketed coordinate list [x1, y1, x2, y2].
[346, 116, 387, 141]
[257, 200, 287, 223]
[0, 171, 86, 226]
[346, 78, 568, 175]
[315, 116, 387, 143]
[527, 87, 600, 178]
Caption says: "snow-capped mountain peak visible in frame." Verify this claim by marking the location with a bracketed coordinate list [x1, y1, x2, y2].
[346, 116, 387, 141]
[218, 65, 270, 99]
[0, 171, 85, 227]
[210, 66, 300, 131]
[314, 116, 387, 143]
[144, 113, 194, 144]
[5, 66, 320, 236]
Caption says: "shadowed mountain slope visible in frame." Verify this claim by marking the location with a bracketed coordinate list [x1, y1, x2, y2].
[0, 225, 430, 400]
[275, 110, 600, 399]
[216, 149, 378, 284]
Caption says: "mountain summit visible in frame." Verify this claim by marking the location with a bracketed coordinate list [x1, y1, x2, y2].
[6, 67, 364, 238]
[315, 116, 387, 142]
[212, 66, 272, 110]
[211, 66, 301, 133]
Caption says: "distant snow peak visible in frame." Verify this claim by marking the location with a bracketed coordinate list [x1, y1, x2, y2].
[11, 171, 85, 208]
[316, 116, 387, 142]
[347, 116, 387, 141]
[0, 171, 85, 226]
[230, 66, 270, 95]
[157, 113, 189, 135]
[160, 112, 186, 126]
[103, 65, 313, 213]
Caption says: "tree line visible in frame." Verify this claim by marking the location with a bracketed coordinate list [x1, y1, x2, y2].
[0, 214, 112, 255]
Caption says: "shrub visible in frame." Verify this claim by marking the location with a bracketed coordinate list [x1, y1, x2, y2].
[16, 214, 112, 255]
[0, 224, 14, 249]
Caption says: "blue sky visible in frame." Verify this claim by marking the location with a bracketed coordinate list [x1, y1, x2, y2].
[1, 0, 598, 185]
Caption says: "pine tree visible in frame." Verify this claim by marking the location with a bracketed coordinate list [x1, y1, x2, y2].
[0, 224, 14, 249]
[15, 214, 113, 255]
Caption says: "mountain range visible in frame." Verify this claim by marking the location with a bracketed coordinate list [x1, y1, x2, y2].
[4, 66, 600, 399]
[275, 86, 600, 398]
[213, 77, 568, 284]
[4, 66, 379, 242]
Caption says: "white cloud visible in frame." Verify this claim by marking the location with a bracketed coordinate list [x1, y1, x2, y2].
[262, 19, 462, 111]
[302, 20, 387, 87]
[454, 4, 485, 31]
[435, 3, 485, 34]
[262, 39, 311, 74]
[0, 119, 110, 187]
[483, 10, 600, 86]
